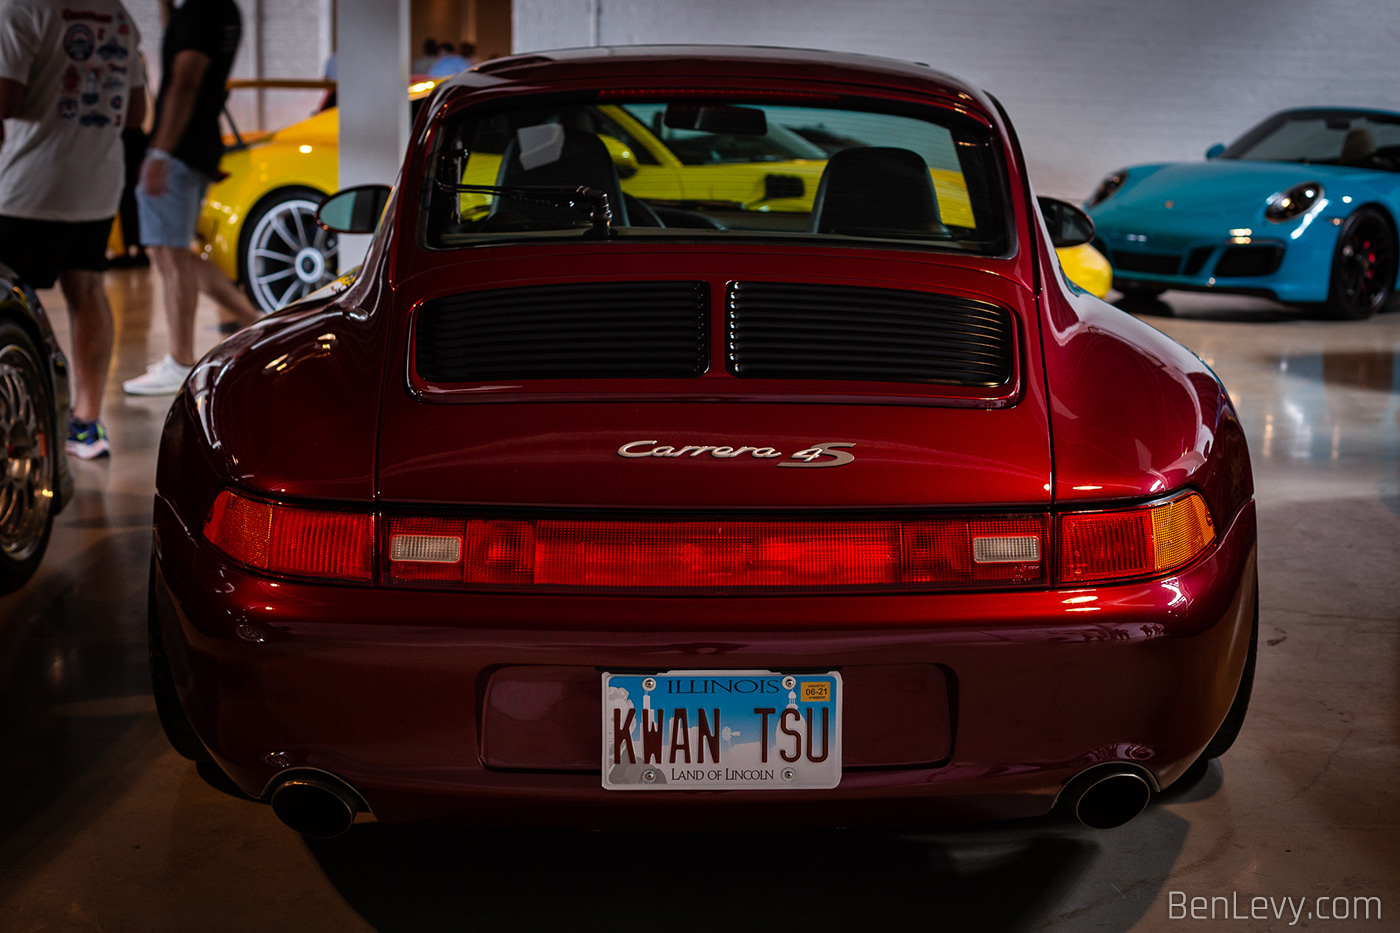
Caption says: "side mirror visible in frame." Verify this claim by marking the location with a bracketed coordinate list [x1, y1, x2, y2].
[1205, 143, 1226, 160]
[316, 185, 392, 234]
[598, 134, 639, 179]
[1038, 196, 1095, 248]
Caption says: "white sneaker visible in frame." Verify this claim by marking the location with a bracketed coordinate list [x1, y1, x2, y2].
[122, 354, 192, 396]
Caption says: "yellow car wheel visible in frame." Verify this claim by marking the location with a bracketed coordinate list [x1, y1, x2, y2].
[239, 185, 339, 313]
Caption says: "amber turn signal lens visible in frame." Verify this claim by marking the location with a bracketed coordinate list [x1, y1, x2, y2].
[1059, 492, 1215, 583]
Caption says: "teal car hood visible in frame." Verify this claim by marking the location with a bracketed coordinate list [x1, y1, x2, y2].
[1102, 160, 1394, 218]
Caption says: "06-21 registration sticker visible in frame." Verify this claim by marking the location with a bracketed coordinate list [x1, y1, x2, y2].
[602, 670, 842, 791]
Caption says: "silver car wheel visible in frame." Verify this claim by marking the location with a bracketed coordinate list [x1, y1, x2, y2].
[0, 340, 54, 563]
[244, 192, 339, 313]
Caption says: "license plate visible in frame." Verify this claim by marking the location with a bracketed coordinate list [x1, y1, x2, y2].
[602, 670, 842, 790]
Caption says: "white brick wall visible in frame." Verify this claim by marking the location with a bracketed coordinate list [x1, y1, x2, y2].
[513, 0, 1400, 200]
[126, 0, 331, 134]
[122, 0, 1400, 200]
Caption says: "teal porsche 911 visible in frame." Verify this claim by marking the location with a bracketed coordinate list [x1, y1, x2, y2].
[1085, 107, 1400, 319]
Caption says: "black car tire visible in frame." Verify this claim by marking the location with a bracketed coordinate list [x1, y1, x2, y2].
[1321, 206, 1396, 320]
[238, 185, 339, 314]
[1199, 585, 1258, 760]
[148, 560, 214, 762]
[1114, 287, 1173, 317]
[1116, 285, 1166, 301]
[0, 321, 57, 594]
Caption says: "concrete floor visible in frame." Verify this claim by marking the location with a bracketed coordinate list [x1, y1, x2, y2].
[0, 271, 1396, 932]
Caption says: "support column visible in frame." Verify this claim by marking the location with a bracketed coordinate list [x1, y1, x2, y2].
[336, 0, 410, 269]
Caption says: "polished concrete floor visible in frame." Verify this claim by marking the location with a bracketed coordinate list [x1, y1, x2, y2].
[1, 270, 1396, 932]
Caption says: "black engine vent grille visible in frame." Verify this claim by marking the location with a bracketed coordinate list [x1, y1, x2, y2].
[1113, 251, 1181, 275]
[1214, 245, 1284, 278]
[415, 281, 709, 382]
[726, 282, 1013, 386]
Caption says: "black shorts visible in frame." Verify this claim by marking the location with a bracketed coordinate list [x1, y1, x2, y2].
[0, 215, 111, 289]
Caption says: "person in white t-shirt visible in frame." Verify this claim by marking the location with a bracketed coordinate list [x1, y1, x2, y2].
[0, 0, 144, 460]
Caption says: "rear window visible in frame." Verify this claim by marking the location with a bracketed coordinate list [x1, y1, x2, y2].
[423, 94, 1009, 254]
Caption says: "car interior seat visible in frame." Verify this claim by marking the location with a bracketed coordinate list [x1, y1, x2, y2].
[810, 147, 943, 237]
[1340, 127, 1376, 164]
[493, 129, 632, 227]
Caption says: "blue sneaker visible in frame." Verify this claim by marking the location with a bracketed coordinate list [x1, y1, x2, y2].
[66, 418, 110, 460]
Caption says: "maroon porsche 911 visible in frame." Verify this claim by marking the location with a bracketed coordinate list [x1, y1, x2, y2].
[149, 46, 1257, 837]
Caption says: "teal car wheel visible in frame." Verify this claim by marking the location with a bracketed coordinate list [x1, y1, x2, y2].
[1323, 207, 1396, 320]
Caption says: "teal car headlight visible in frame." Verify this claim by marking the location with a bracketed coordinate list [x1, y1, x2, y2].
[1086, 170, 1126, 208]
[1265, 181, 1323, 223]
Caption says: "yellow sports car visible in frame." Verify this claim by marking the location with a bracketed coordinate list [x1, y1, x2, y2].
[200, 85, 1111, 311]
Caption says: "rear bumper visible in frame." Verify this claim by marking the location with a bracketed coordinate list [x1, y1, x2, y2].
[153, 496, 1257, 828]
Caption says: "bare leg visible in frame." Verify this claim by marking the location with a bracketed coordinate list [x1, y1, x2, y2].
[56, 268, 114, 422]
[148, 244, 200, 366]
[194, 256, 262, 327]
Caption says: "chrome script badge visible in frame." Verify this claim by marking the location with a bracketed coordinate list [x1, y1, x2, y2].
[617, 440, 856, 468]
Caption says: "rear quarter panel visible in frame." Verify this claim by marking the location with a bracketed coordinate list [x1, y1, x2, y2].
[1040, 280, 1253, 524]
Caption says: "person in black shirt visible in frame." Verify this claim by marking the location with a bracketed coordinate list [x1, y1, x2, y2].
[125, 0, 260, 396]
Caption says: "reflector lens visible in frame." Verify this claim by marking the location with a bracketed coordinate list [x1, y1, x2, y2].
[464, 519, 536, 585]
[534, 520, 901, 588]
[203, 490, 374, 581]
[1059, 492, 1215, 583]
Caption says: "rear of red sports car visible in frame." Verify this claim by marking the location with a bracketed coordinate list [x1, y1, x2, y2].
[149, 47, 1256, 836]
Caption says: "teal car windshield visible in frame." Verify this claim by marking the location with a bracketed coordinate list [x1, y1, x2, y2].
[424, 95, 1009, 254]
[1221, 109, 1400, 170]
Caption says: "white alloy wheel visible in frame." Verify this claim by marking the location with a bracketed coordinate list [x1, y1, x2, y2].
[242, 189, 339, 313]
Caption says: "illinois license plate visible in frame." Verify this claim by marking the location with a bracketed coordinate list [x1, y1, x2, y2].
[602, 670, 842, 790]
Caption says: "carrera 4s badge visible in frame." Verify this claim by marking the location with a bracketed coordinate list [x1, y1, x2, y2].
[617, 440, 856, 468]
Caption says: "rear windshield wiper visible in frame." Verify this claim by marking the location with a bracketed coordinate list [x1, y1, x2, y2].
[434, 180, 613, 235]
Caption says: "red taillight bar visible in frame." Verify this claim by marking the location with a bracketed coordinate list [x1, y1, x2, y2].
[388, 514, 1048, 591]
[596, 88, 841, 103]
[201, 490, 1217, 590]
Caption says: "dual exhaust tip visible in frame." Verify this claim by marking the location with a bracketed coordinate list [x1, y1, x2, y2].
[268, 765, 1154, 837]
[1061, 766, 1154, 829]
[269, 772, 362, 838]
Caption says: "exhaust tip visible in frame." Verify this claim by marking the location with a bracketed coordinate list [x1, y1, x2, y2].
[1068, 769, 1153, 829]
[270, 775, 360, 838]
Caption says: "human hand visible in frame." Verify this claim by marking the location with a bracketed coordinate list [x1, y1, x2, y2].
[141, 152, 170, 197]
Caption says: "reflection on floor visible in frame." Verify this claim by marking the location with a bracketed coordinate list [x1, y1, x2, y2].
[1, 277, 1396, 932]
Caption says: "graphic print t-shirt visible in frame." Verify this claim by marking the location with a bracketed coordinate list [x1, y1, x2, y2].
[0, 0, 144, 220]
[155, 0, 240, 177]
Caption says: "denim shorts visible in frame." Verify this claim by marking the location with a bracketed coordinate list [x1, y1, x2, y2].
[136, 156, 211, 248]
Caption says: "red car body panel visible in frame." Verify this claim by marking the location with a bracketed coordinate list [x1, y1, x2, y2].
[1042, 284, 1254, 518]
[152, 498, 1255, 826]
[151, 46, 1257, 830]
[378, 246, 1051, 509]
